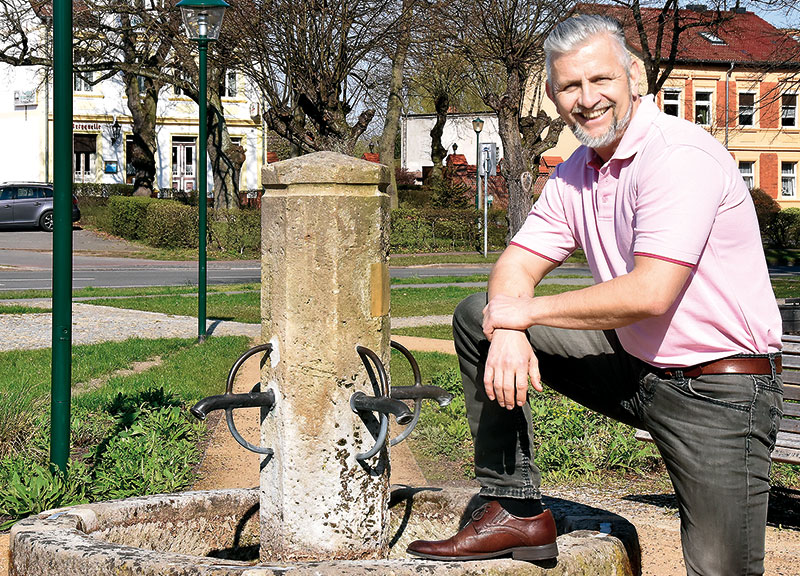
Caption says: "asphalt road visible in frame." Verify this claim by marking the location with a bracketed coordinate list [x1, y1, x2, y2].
[0, 228, 609, 291]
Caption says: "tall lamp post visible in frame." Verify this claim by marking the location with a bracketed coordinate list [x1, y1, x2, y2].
[51, 0, 73, 474]
[472, 118, 484, 210]
[177, 0, 229, 342]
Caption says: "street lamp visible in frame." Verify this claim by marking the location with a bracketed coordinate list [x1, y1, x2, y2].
[177, 0, 229, 342]
[472, 118, 484, 210]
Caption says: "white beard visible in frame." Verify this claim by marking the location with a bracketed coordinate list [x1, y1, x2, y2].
[570, 97, 633, 150]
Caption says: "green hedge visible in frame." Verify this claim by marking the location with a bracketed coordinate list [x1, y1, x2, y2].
[109, 196, 157, 241]
[100, 200, 509, 255]
[390, 208, 507, 253]
[209, 210, 261, 257]
[73, 183, 135, 197]
[144, 202, 198, 249]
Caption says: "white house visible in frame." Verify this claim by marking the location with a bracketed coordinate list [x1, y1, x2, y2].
[0, 61, 264, 194]
[400, 112, 504, 178]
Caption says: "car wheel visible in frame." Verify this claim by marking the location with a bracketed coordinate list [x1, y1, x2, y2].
[39, 210, 54, 232]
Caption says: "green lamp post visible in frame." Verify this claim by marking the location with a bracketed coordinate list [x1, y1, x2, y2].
[50, 0, 73, 474]
[176, 0, 229, 342]
[472, 118, 484, 210]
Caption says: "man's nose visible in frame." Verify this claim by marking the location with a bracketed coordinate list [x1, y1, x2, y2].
[577, 81, 602, 109]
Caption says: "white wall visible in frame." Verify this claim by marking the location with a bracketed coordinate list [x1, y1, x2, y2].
[401, 113, 503, 174]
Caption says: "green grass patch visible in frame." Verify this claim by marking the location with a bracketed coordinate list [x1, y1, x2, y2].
[391, 274, 489, 285]
[0, 305, 50, 314]
[392, 325, 453, 340]
[770, 278, 800, 299]
[390, 253, 501, 266]
[85, 292, 261, 324]
[0, 283, 260, 301]
[0, 335, 252, 529]
[391, 284, 583, 318]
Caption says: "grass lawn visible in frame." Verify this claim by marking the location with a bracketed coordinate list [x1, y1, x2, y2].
[0, 304, 50, 314]
[0, 335, 252, 528]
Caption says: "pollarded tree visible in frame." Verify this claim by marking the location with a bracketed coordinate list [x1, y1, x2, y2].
[225, 0, 404, 156]
[437, 0, 568, 239]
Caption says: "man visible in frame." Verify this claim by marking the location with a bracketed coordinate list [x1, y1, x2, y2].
[407, 14, 783, 576]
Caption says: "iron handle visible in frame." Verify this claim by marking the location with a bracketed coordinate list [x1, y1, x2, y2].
[388, 340, 453, 446]
[350, 391, 413, 425]
[189, 343, 275, 455]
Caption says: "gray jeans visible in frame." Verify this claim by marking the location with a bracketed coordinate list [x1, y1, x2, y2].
[453, 293, 784, 576]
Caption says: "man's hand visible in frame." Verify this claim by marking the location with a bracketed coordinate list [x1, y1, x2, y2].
[483, 329, 542, 410]
[482, 294, 534, 341]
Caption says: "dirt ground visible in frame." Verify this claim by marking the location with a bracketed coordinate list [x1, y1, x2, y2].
[2, 337, 799, 575]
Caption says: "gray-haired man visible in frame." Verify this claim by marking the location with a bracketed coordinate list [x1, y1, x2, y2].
[407, 14, 783, 576]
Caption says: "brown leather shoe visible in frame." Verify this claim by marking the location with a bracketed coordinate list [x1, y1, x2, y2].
[406, 500, 558, 561]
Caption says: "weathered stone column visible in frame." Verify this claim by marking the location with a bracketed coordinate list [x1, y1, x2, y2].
[259, 151, 391, 561]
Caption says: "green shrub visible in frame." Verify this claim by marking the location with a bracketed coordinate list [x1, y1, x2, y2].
[73, 183, 135, 197]
[0, 459, 92, 530]
[209, 209, 261, 257]
[390, 208, 507, 253]
[429, 179, 471, 209]
[109, 196, 157, 240]
[398, 187, 430, 209]
[766, 207, 800, 249]
[751, 188, 781, 240]
[144, 201, 198, 249]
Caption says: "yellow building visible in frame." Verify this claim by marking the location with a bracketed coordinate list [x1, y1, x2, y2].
[532, 4, 800, 207]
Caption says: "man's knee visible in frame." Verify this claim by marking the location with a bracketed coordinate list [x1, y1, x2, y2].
[453, 292, 486, 335]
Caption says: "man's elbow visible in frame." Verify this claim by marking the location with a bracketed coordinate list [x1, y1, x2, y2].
[638, 291, 677, 318]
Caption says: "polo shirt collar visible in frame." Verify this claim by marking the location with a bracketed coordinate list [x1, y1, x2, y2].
[585, 94, 660, 168]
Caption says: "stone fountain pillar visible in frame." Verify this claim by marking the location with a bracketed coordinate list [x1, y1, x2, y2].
[259, 151, 391, 562]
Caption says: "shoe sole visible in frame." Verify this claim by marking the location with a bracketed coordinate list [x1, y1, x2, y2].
[407, 542, 558, 562]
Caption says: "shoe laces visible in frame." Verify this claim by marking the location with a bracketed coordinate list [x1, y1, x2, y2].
[470, 503, 490, 522]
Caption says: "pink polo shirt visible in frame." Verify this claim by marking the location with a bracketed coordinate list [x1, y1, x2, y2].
[511, 95, 782, 367]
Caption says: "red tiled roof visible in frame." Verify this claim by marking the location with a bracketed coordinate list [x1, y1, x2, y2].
[446, 154, 468, 166]
[266, 151, 279, 164]
[540, 156, 563, 168]
[361, 152, 381, 163]
[575, 3, 800, 66]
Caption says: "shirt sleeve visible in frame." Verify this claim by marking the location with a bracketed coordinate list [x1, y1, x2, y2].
[632, 144, 725, 266]
[509, 171, 578, 263]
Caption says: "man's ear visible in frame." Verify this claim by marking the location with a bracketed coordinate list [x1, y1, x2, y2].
[629, 60, 641, 94]
[545, 81, 554, 103]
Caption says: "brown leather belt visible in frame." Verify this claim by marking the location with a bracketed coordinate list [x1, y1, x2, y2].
[656, 355, 781, 379]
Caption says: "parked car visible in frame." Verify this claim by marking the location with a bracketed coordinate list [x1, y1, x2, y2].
[0, 182, 80, 232]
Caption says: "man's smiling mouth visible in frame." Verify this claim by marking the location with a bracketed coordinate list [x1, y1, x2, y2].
[575, 106, 611, 121]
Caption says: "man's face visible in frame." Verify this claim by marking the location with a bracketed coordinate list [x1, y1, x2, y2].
[546, 33, 640, 161]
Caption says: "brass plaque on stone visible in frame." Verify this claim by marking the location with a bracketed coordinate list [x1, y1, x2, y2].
[370, 262, 390, 317]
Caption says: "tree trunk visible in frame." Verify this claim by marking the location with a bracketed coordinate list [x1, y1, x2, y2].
[122, 72, 159, 197]
[206, 91, 244, 211]
[428, 92, 449, 185]
[379, 0, 413, 209]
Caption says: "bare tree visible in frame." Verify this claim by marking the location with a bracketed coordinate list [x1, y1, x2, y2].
[226, 0, 402, 156]
[438, 0, 567, 239]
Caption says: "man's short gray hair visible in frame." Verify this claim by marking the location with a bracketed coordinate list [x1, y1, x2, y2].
[544, 14, 632, 81]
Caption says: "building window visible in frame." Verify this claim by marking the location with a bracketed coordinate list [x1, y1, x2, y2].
[699, 31, 726, 45]
[695, 91, 712, 126]
[74, 59, 93, 92]
[663, 89, 681, 117]
[224, 71, 237, 98]
[738, 161, 754, 189]
[738, 92, 755, 126]
[782, 93, 797, 128]
[782, 162, 797, 198]
[137, 75, 147, 94]
[73, 134, 97, 183]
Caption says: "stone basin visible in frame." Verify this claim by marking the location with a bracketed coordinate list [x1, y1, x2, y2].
[10, 486, 640, 575]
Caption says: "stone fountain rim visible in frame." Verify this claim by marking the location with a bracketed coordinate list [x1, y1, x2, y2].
[10, 487, 637, 576]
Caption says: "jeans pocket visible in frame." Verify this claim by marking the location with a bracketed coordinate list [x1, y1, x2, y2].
[682, 374, 755, 412]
